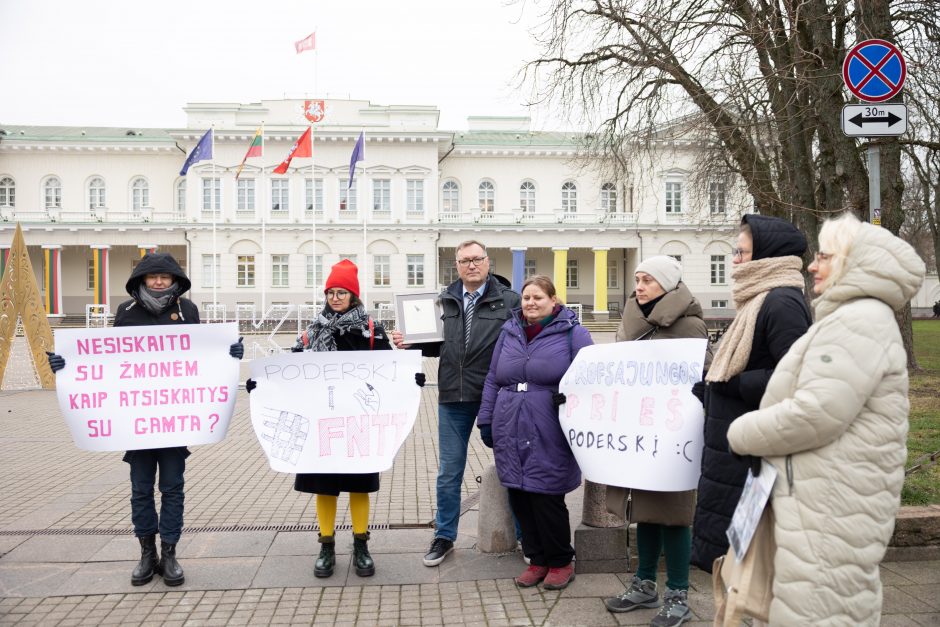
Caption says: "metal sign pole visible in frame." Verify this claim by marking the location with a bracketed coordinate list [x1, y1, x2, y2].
[868, 142, 880, 225]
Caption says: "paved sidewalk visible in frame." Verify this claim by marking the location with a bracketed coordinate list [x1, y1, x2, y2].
[2, 370, 939, 625]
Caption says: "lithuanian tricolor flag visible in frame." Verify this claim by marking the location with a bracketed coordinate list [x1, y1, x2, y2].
[91, 247, 109, 306]
[235, 127, 264, 180]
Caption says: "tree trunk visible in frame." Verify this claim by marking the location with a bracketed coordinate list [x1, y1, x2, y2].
[896, 304, 920, 372]
[858, 0, 920, 370]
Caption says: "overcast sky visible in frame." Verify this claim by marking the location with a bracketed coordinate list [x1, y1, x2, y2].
[0, 0, 560, 131]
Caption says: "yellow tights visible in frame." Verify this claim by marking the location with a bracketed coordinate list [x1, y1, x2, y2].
[315, 493, 370, 536]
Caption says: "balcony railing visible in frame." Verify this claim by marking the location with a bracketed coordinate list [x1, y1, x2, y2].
[437, 209, 640, 226]
[0, 207, 645, 228]
[0, 207, 187, 224]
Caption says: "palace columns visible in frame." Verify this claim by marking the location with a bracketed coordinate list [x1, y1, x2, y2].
[592, 247, 610, 322]
[41, 245, 63, 316]
[510, 247, 526, 292]
[552, 247, 569, 303]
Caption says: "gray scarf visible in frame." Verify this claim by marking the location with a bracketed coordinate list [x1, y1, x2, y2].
[297, 304, 371, 352]
[137, 284, 181, 316]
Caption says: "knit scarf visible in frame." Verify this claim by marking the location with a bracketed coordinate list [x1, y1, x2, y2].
[523, 304, 562, 342]
[706, 256, 804, 382]
[300, 304, 370, 353]
[136, 284, 180, 316]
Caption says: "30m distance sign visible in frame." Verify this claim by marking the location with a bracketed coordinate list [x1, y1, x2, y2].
[841, 104, 908, 137]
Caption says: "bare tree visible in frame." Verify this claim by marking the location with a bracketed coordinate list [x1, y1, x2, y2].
[524, 0, 935, 367]
[900, 16, 940, 277]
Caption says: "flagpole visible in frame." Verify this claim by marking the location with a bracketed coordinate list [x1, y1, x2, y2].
[211, 125, 218, 315]
[311, 31, 318, 314]
[361, 143, 367, 313]
[260, 122, 266, 318]
[310, 121, 316, 314]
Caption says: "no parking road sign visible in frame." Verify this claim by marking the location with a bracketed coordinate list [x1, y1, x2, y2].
[843, 39, 906, 102]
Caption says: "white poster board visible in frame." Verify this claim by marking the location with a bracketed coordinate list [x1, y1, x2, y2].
[248, 349, 422, 474]
[558, 338, 708, 491]
[53, 323, 240, 451]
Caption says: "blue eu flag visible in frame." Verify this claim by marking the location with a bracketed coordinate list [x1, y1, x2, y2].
[180, 129, 213, 176]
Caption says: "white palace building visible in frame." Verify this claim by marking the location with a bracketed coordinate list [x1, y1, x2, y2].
[2, 98, 937, 323]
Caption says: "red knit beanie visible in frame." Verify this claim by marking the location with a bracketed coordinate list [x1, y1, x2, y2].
[324, 259, 360, 297]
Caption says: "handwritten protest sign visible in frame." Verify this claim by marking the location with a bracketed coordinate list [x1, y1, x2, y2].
[248, 350, 422, 474]
[54, 323, 240, 451]
[559, 338, 708, 491]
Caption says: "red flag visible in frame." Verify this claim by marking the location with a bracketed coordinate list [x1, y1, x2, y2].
[272, 128, 312, 174]
[295, 32, 316, 54]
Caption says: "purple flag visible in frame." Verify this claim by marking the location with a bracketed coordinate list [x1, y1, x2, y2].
[179, 129, 213, 176]
[347, 131, 364, 189]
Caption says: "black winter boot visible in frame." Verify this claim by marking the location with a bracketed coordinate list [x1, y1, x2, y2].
[131, 535, 159, 586]
[353, 532, 375, 577]
[159, 541, 185, 586]
[314, 535, 335, 578]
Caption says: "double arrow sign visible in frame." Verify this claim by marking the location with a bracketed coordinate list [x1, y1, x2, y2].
[842, 104, 908, 137]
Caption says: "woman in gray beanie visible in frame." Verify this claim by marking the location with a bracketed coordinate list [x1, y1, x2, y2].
[604, 255, 711, 626]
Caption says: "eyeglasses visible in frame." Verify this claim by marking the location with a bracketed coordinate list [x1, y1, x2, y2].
[814, 252, 833, 263]
[326, 289, 350, 299]
[457, 256, 488, 267]
[732, 248, 751, 258]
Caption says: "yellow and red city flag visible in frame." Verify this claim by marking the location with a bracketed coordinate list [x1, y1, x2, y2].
[235, 127, 264, 180]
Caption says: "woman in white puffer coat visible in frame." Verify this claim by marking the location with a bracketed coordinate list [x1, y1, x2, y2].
[727, 212, 925, 626]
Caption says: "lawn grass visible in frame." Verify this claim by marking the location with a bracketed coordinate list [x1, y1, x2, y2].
[902, 320, 940, 506]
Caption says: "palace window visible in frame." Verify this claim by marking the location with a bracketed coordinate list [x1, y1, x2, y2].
[562, 181, 578, 213]
[442, 180, 460, 212]
[520, 181, 536, 212]
[88, 177, 106, 211]
[478, 181, 495, 212]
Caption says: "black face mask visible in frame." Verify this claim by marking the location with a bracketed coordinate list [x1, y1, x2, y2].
[638, 293, 665, 317]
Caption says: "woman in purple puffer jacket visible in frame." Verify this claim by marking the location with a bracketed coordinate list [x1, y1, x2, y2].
[477, 275, 593, 591]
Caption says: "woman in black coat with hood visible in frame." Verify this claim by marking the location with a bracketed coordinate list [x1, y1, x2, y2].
[47, 252, 244, 587]
[690, 215, 812, 572]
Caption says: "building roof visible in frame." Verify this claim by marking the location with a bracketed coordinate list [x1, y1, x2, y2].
[0, 125, 177, 143]
[452, 130, 584, 148]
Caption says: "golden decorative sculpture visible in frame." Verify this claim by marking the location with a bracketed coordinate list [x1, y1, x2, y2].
[0, 223, 56, 389]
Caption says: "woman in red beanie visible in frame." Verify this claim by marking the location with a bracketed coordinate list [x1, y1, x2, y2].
[292, 259, 392, 578]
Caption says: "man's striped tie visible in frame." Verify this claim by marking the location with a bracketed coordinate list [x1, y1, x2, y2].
[464, 292, 477, 346]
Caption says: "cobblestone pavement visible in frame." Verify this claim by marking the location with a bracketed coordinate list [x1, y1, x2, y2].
[2, 344, 939, 625]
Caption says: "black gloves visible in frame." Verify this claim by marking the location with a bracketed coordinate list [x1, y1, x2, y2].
[415, 373, 426, 387]
[46, 352, 66, 373]
[229, 337, 244, 360]
[246, 378, 256, 393]
[291, 343, 304, 353]
[691, 381, 706, 404]
[711, 374, 741, 398]
[552, 392, 567, 407]
[479, 424, 493, 448]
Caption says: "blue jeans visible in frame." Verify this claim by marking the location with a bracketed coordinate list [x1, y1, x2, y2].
[124, 447, 189, 544]
[434, 401, 480, 541]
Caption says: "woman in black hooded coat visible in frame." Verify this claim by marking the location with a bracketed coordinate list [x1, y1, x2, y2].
[48, 252, 244, 587]
[690, 215, 812, 572]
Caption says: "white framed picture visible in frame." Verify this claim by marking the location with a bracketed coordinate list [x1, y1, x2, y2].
[394, 292, 444, 343]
